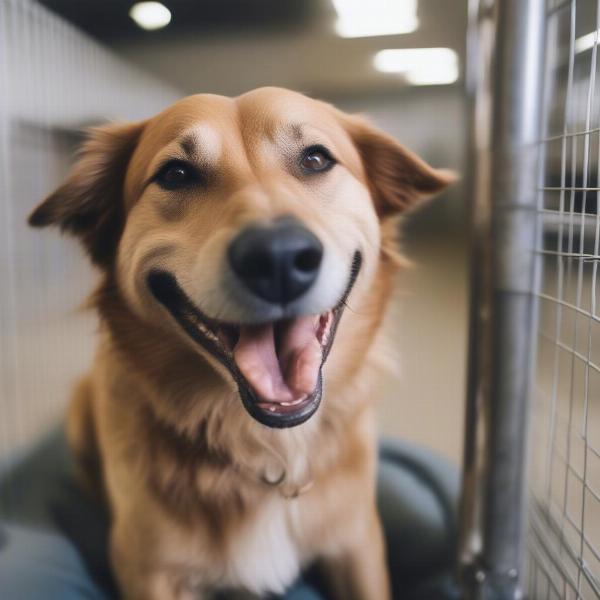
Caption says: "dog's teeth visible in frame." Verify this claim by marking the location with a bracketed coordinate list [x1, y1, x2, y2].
[281, 396, 307, 407]
[267, 405, 278, 413]
[194, 321, 220, 343]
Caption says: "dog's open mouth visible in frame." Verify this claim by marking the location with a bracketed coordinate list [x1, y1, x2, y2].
[147, 251, 361, 428]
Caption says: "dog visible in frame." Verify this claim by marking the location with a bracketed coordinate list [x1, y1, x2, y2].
[29, 87, 452, 599]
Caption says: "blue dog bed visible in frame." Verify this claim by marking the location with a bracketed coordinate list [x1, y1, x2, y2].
[0, 428, 460, 599]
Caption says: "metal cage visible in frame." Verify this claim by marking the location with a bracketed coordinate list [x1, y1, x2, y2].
[460, 0, 600, 598]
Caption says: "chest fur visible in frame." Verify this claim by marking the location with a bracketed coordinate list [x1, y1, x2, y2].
[222, 496, 303, 595]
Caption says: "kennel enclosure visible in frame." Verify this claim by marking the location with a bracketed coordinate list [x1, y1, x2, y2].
[461, 0, 600, 598]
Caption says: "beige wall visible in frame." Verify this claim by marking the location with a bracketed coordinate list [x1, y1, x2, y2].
[0, 0, 181, 468]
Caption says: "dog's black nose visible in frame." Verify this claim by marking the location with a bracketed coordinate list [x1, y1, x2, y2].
[228, 219, 323, 304]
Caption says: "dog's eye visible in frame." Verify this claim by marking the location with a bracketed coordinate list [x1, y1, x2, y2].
[300, 146, 335, 173]
[155, 160, 198, 190]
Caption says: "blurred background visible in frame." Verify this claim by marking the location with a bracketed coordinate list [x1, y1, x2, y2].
[0, 0, 468, 470]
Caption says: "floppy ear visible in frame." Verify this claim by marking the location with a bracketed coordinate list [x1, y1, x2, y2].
[28, 121, 145, 267]
[343, 115, 456, 217]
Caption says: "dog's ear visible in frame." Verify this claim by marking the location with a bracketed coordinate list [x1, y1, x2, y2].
[28, 121, 145, 267]
[342, 115, 456, 217]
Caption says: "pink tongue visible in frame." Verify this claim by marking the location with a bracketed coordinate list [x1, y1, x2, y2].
[233, 316, 322, 402]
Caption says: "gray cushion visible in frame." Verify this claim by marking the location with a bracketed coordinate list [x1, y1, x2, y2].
[0, 428, 460, 599]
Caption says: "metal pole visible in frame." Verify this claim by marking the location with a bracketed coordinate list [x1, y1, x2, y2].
[459, 0, 546, 598]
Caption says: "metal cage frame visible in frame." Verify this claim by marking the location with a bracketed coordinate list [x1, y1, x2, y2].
[460, 0, 600, 598]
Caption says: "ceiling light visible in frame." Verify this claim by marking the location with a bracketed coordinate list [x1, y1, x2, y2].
[129, 2, 171, 31]
[374, 48, 459, 85]
[575, 29, 599, 54]
[332, 0, 418, 38]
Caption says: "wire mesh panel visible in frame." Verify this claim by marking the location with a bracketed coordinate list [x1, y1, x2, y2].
[0, 0, 180, 475]
[529, 0, 600, 597]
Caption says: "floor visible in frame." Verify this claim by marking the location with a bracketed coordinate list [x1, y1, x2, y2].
[375, 231, 469, 465]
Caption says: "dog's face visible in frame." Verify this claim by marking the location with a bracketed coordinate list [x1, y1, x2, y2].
[30, 88, 451, 428]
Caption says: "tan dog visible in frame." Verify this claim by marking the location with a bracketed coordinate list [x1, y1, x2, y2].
[29, 87, 452, 600]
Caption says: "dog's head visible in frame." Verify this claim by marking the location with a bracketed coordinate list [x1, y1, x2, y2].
[30, 88, 452, 429]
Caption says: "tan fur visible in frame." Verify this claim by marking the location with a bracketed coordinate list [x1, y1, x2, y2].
[30, 88, 452, 600]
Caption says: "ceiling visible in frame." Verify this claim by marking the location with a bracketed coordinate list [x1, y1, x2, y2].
[38, 0, 468, 97]
[38, 0, 313, 40]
